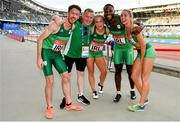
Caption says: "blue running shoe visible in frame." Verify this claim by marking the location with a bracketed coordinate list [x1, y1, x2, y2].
[128, 104, 145, 112]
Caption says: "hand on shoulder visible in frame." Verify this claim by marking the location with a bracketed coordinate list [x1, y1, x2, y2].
[131, 23, 144, 36]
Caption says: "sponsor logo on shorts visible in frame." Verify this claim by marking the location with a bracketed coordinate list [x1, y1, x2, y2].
[43, 61, 47, 66]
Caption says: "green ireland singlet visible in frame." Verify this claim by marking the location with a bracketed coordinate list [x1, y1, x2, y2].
[105, 15, 134, 64]
[89, 27, 108, 58]
[65, 21, 92, 58]
[42, 24, 71, 76]
[128, 36, 156, 59]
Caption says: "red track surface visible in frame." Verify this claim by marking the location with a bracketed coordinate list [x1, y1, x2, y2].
[153, 44, 180, 61]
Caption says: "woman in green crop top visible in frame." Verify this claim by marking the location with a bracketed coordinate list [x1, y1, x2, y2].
[87, 15, 110, 99]
[121, 9, 156, 112]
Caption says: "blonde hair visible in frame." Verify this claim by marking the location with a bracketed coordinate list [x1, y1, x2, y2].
[121, 9, 134, 31]
[92, 15, 110, 35]
[94, 15, 105, 22]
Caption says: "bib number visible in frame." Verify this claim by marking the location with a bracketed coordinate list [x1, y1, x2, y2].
[90, 41, 104, 52]
[52, 40, 66, 52]
[113, 35, 126, 45]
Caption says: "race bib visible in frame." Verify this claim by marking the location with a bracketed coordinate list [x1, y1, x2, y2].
[113, 35, 126, 45]
[90, 41, 104, 52]
[52, 40, 66, 52]
[82, 46, 89, 58]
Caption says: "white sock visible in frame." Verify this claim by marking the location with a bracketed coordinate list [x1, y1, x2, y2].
[79, 93, 83, 96]
[130, 89, 135, 91]
[117, 91, 122, 95]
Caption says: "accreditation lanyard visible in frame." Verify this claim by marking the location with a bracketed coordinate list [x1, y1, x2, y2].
[81, 24, 91, 46]
[81, 25, 91, 58]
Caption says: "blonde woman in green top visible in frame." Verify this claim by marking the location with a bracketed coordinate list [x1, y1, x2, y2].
[87, 15, 110, 99]
[120, 9, 156, 112]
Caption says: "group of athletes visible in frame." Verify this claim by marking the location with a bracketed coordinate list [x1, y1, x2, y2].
[37, 4, 156, 119]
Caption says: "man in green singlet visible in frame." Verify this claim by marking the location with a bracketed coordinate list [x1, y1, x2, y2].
[103, 4, 136, 102]
[37, 5, 82, 119]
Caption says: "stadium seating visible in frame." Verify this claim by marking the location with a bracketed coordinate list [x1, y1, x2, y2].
[142, 15, 180, 37]
[144, 16, 180, 25]
[143, 26, 180, 37]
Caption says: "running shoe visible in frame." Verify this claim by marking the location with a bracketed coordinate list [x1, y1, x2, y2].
[128, 104, 145, 112]
[92, 91, 99, 99]
[113, 94, 121, 103]
[98, 83, 103, 94]
[59, 97, 66, 109]
[45, 106, 53, 119]
[77, 95, 90, 105]
[65, 104, 83, 111]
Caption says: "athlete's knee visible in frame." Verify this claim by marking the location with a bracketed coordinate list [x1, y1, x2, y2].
[141, 76, 149, 83]
[101, 69, 107, 76]
[141, 78, 149, 88]
[131, 73, 138, 82]
[115, 65, 122, 74]
[78, 71, 84, 78]
[46, 77, 54, 86]
[62, 72, 70, 83]
[115, 67, 122, 74]
[126, 65, 133, 74]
